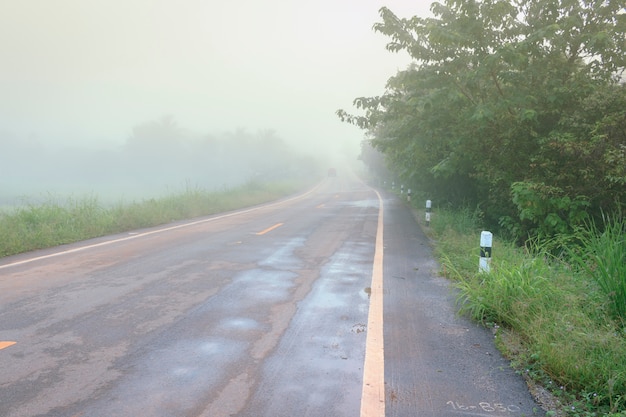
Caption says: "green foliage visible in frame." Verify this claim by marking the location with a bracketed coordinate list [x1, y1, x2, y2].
[429, 207, 485, 279]
[0, 180, 308, 258]
[339, 0, 626, 241]
[567, 214, 626, 325]
[456, 258, 557, 328]
[506, 181, 590, 238]
[427, 206, 626, 415]
[0, 196, 107, 254]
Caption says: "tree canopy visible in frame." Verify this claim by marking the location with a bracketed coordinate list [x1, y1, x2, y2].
[339, 0, 626, 240]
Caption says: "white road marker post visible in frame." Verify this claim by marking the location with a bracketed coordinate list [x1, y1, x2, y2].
[479, 231, 493, 273]
[407, 188, 412, 202]
[425, 200, 432, 226]
[401, 184, 404, 194]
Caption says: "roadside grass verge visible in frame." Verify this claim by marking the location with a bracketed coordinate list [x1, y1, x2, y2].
[421, 206, 626, 417]
[0, 180, 309, 258]
[566, 215, 626, 326]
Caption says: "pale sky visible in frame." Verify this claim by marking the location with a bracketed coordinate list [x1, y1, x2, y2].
[0, 0, 432, 156]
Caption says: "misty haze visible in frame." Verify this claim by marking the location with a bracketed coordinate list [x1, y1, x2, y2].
[0, 0, 427, 209]
[0, 116, 320, 207]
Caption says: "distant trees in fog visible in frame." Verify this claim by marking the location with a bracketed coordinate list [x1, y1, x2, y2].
[0, 117, 319, 204]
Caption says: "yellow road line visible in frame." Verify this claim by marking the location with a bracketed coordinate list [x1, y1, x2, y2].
[0, 341, 16, 350]
[256, 223, 284, 236]
[361, 189, 385, 417]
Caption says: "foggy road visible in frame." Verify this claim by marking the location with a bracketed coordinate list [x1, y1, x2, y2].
[0, 173, 543, 417]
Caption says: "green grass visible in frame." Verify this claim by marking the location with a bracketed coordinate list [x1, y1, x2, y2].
[0, 180, 309, 258]
[419, 205, 626, 417]
[566, 215, 626, 326]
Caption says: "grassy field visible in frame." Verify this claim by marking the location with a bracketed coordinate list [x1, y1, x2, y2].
[0, 180, 310, 258]
[418, 204, 626, 417]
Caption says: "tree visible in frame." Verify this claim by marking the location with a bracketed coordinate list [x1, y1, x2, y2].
[339, 0, 626, 238]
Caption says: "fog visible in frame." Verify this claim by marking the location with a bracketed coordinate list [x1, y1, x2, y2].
[0, 0, 431, 205]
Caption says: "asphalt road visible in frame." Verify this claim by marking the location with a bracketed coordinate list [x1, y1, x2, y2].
[0, 173, 544, 417]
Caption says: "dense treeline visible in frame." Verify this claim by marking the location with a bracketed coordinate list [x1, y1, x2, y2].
[339, 0, 626, 240]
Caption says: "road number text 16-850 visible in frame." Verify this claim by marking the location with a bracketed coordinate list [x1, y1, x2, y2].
[446, 401, 522, 413]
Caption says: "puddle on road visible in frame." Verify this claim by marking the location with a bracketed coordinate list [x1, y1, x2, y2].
[258, 237, 304, 270]
[235, 269, 297, 303]
[218, 317, 262, 332]
[80, 337, 247, 417]
[341, 199, 380, 209]
[240, 239, 374, 416]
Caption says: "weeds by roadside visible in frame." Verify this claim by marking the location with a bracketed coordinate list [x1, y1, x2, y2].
[420, 205, 626, 416]
[566, 215, 626, 327]
[0, 180, 308, 258]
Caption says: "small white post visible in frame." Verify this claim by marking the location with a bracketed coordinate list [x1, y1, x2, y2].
[425, 200, 432, 226]
[407, 188, 412, 202]
[392, 181, 395, 190]
[479, 231, 493, 273]
[401, 184, 404, 194]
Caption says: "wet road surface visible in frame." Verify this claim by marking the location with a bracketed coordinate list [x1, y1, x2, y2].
[381, 194, 543, 417]
[0, 173, 544, 416]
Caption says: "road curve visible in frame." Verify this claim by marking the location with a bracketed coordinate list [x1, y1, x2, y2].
[0, 172, 544, 417]
[0, 174, 379, 417]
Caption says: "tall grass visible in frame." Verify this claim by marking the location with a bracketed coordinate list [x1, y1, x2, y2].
[0, 196, 106, 255]
[567, 215, 626, 326]
[425, 206, 626, 416]
[0, 180, 307, 258]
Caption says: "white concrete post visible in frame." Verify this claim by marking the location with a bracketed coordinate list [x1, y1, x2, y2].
[407, 188, 412, 202]
[479, 231, 493, 273]
[425, 200, 432, 226]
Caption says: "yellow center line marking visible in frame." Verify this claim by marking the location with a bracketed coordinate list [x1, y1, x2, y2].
[361, 189, 385, 417]
[0, 341, 17, 350]
[255, 223, 284, 236]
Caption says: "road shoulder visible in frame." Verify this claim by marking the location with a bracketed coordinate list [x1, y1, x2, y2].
[381, 192, 545, 417]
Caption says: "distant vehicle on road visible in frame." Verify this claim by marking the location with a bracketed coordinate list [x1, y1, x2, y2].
[327, 168, 337, 177]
